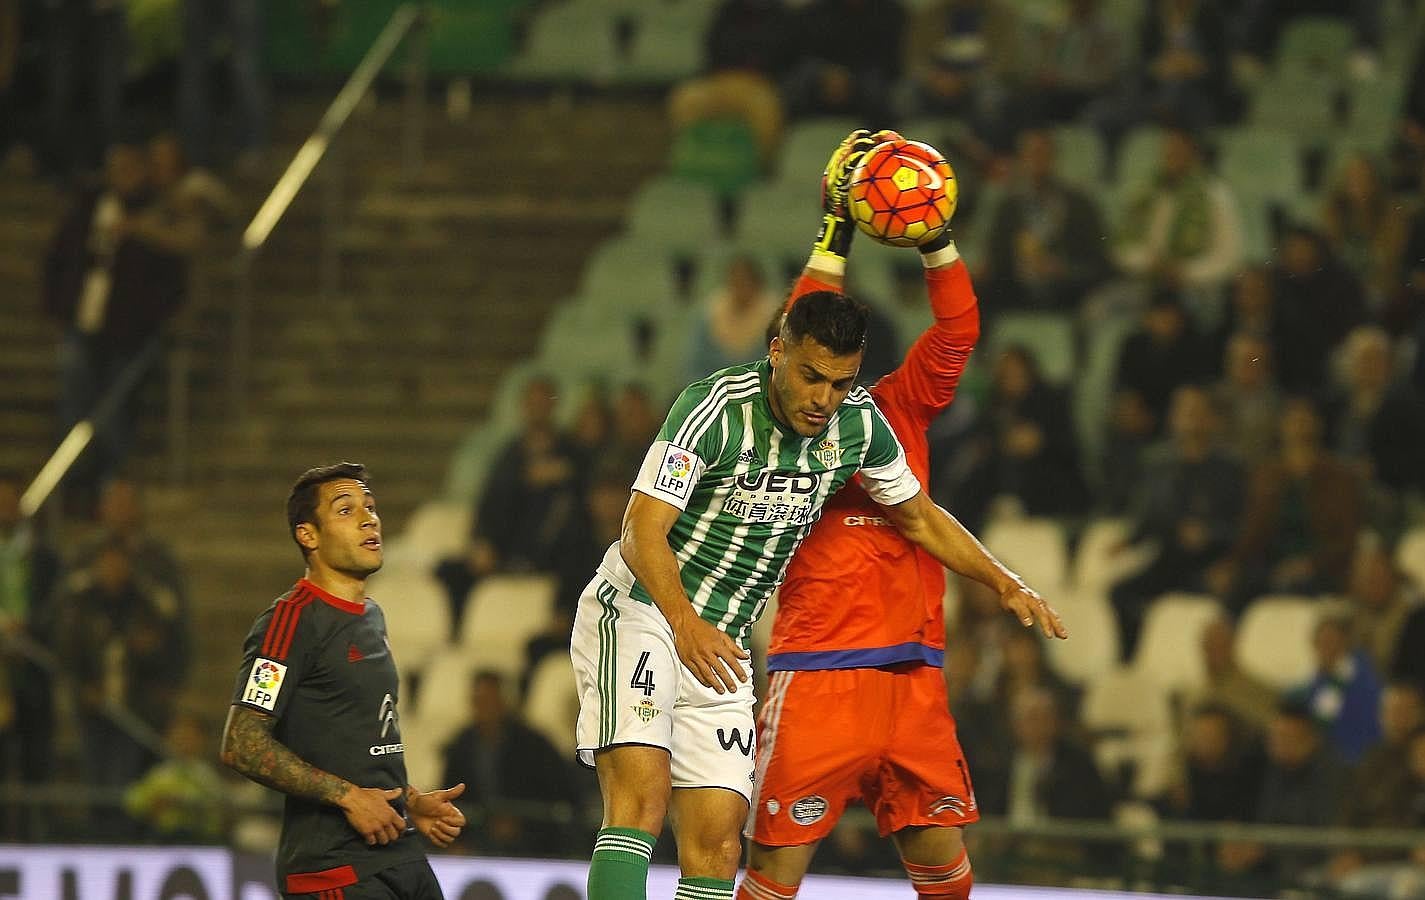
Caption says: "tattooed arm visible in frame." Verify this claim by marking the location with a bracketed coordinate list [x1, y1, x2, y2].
[220, 705, 407, 845]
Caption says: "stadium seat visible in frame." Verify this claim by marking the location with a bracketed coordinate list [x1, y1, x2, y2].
[1129, 593, 1224, 696]
[382, 499, 471, 570]
[1250, 74, 1338, 145]
[982, 515, 1070, 601]
[1045, 590, 1121, 685]
[617, 9, 710, 84]
[1274, 17, 1356, 81]
[402, 741, 443, 797]
[1081, 665, 1176, 798]
[458, 574, 558, 677]
[1114, 126, 1166, 193]
[1235, 595, 1327, 689]
[1215, 128, 1303, 208]
[1073, 298, 1139, 470]
[409, 647, 480, 751]
[1396, 526, 1425, 590]
[524, 653, 579, 754]
[624, 178, 724, 256]
[1347, 77, 1405, 150]
[370, 565, 452, 674]
[987, 312, 1077, 386]
[775, 118, 863, 187]
[736, 180, 822, 256]
[1051, 125, 1107, 191]
[581, 238, 682, 309]
[444, 418, 515, 503]
[1072, 517, 1150, 596]
[537, 300, 642, 382]
[669, 119, 763, 197]
[507, 2, 618, 82]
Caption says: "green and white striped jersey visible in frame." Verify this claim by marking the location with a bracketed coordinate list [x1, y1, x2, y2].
[597, 358, 922, 646]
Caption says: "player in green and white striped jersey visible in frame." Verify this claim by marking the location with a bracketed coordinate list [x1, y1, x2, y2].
[572, 130, 1064, 900]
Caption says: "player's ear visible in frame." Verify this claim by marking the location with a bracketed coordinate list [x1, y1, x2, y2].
[295, 520, 319, 554]
[769, 335, 784, 366]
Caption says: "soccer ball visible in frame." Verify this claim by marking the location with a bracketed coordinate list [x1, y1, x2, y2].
[848, 139, 957, 247]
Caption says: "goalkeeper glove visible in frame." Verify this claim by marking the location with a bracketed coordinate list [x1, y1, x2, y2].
[812, 128, 901, 272]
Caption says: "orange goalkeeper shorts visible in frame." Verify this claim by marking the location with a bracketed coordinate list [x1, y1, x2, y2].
[748, 663, 979, 847]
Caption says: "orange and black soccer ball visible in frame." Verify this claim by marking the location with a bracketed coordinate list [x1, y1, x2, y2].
[848, 139, 957, 247]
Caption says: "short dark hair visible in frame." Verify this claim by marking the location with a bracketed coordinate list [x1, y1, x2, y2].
[781, 290, 869, 355]
[286, 462, 368, 558]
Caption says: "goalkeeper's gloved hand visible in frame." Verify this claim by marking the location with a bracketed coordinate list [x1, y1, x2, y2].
[812, 128, 901, 271]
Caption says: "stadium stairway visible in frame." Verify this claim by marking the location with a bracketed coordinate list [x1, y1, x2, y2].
[0, 88, 669, 715]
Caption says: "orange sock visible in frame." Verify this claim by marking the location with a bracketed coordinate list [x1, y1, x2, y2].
[736, 868, 799, 900]
[905, 850, 973, 899]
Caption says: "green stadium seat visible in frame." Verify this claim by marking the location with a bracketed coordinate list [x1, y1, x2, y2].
[1347, 76, 1404, 149]
[669, 119, 764, 197]
[1215, 127, 1303, 207]
[624, 178, 724, 255]
[688, 245, 786, 303]
[618, 12, 708, 84]
[507, 2, 618, 81]
[1052, 125, 1108, 192]
[988, 312, 1077, 386]
[1114, 126, 1166, 195]
[736, 180, 821, 257]
[1274, 16, 1355, 80]
[537, 300, 642, 381]
[775, 118, 862, 187]
[580, 239, 681, 312]
[427, 3, 519, 74]
[1250, 73, 1338, 145]
[1234, 196, 1277, 263]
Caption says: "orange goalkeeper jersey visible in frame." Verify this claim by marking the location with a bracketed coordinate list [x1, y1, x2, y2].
[766, 259, 979, 672]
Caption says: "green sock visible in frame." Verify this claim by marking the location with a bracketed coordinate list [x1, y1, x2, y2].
[675, 876, 735, 900]
[588, 827, 656, 900]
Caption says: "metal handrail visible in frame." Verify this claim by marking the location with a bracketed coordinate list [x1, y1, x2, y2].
[229, 2, 428, 418]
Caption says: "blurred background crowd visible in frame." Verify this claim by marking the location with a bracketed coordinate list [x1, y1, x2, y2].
[4, 0, 1425, 896]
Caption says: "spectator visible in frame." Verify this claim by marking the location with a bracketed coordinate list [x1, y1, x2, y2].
[684, 255, 780, 385]
[944, 345, 1087, 531]
[122, 709, 226, 842]
[130, 132, 233, 260]
[1114, 290, 1215, 437]
[666, 0, 790, 169]
[1211, 331, 1281, 467]
[1217, 704, 1349, 881]
[1330, 726, 1425, 899]
[434, 375, 585, 633]
[1211, 265, 1278, 362]
[1167, 704, 1266, 822]
[43, 142, 186, 498]
[606, 382, 662, 487]
[978, 128, 1112, 314]
[1021, 0, 1126, 124]
[179, 0, 266, 168]
[1109, 386, 1244, 657]
[944, 638, 1006, 778]
[1289, 612, 1384, 764]
[440, 671, 576, 856]
[1271, 226, 1368, 396]
[0, 472, 60, 832]
[74, 477, 187, 623]
[1099, 386, 1158, 515]
[1328, 683, 1425, 887]
[1135, 0, 1234, 129]
[992, 628, 1081, 729]
[1208, 399, 1363, 613]
[1346, 540, 1421, 678]
[1182, 617, 1279, 734]
[1114, 127, 1243, 292]
[1328, 326, 1425, 495]
[898, 34, 1018, 181]
[1321, 152, 1406, 304]
[783, 0, 905, 121]
[61, 541, 186, 834]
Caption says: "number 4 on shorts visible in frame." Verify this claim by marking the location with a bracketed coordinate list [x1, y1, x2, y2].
[630, 651, 656, 697]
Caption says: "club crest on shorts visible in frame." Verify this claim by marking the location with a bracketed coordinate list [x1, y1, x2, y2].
[790, 795, 828, 826]
[765, 799, 781, 816]
[631, 697, 661, 724]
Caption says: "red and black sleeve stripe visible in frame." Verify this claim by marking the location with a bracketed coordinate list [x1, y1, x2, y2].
[260, 586, 315, 661]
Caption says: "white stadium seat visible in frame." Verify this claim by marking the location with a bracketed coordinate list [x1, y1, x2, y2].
[1073, 517, 1152, 596]
[381, 500, 472, 570]
[983, 516, 1070, 600]
[458, 574, 557, 678]
[1044, 589, 1120, 685]
[409, 646, 479, 753]
[1081, 666, 1176, 798]
[1130, 594, 1223, 696]
[1235, 595, 1326, 690]
[524, 653, 579, 755]
[368, 565, 452, 676]
[1396, 526, 1425, 591]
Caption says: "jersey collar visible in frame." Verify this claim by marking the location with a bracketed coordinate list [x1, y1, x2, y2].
[297, 578, 367, 615]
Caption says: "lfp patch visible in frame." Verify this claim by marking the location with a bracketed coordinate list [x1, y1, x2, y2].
[243, 658, 287, 711]
[653, 444, 697, 501]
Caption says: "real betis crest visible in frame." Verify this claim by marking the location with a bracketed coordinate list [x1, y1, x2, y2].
[812, 438, 843, 467]
[632, 697, 660, 724]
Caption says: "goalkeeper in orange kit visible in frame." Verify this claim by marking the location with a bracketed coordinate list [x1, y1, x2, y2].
[737, 131, 1068, 900]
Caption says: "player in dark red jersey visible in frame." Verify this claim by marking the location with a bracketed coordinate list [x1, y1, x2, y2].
[221, 463, 466, 899]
